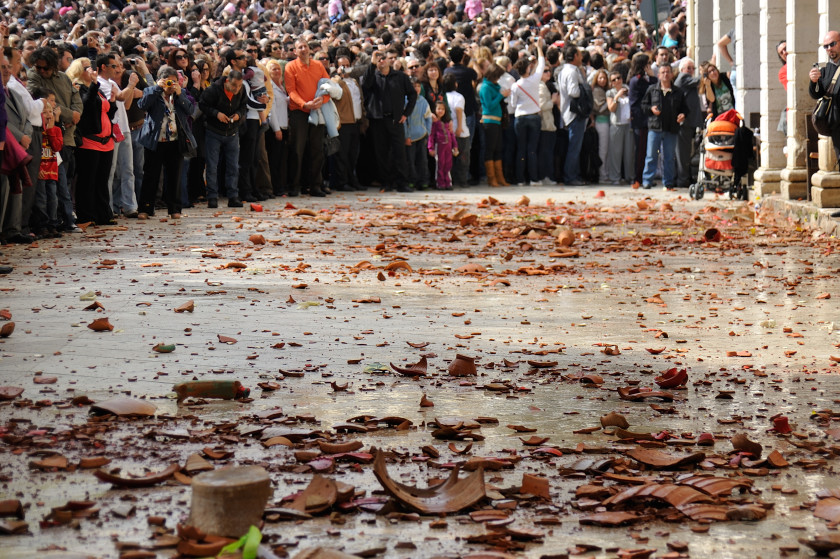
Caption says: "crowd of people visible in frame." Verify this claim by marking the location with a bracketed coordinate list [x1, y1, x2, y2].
[0, 0, 750, 275]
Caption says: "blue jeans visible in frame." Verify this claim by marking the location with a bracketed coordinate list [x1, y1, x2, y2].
[130, 128, 144, 202]
[109, 136, 137, 213]
[56, 146, 76, 229]
[563, 115, 586, 183]
[514, 114, 540, 183]
[204, 128, 240, 200]
[642, 129, 678, 187]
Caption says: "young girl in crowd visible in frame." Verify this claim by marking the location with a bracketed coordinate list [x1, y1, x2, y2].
[35, 90, 68, 237]
[428, 100, 458, 190]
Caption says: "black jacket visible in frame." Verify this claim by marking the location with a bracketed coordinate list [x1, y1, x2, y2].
[809, 60, 840, 101]
[199, 77, 247, 136]
[77, 81, 117, 138]
[674, 72, 702, 128]
[361, 64, 417, 121]
[641, 82, 688, 133]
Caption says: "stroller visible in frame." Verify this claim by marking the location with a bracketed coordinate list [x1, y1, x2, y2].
[689, 109, 755, 200]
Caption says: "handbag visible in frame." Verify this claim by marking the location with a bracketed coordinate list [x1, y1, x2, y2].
[111, 122, 125, 143]
[812, 64, 840, 137]
[571, 80, 594, 118]
[175, 113, 197, 159]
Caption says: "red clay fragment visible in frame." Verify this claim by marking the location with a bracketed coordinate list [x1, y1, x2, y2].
[618, 387, 674, 402]
[579, 511, 641, 526]
[390, 356, 428, 377]
[288, 474, 338, 514]
[87, 317, 114, 332]
[731, 433, 762, 458]
[655, 368, 688, 389]
[449, 354, 477, 376]
[815, 498, 840, 524]
[90, 397, 157, 417]
[372, 449, 485, 514]
[0, 322, 14, 337]
[94, 463, 180, 488]
[521, 474, 550, 499]
[0, 386, 24, 400]
[625, 448, 706, 469]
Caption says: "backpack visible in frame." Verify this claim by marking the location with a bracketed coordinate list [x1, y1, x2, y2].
[571, 79, 594, 118]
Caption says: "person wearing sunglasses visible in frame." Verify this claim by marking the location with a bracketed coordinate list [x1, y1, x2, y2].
[809, 30, 840, 174]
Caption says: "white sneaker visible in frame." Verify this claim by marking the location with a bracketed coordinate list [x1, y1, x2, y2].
[530, 180, 543, 186]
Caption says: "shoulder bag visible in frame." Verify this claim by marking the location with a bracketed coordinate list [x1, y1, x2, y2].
[812, 64, 840, 136]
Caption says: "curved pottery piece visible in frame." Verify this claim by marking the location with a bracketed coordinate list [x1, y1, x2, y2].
[372, 450, 485, 514]
[448, 354, 477, 377]
[655, 368, 688, 389]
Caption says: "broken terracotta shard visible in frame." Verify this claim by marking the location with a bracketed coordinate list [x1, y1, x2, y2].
[390, 356, 428, 377]
[654, 368, 688, 389]
[731, 433, 763, 458]
[89, 397, 157, 417]
[448, 354, 477, 376]
[174, 380, 250, 403]
[600, 412, 630, 429]
[288, 474, 338, 515]
[625, 448, 706, 469]
[579, 511, 642, 527]
[93, 463, 180, 488]
[372, 450, 485, 514]
[618, 386, 674, 402]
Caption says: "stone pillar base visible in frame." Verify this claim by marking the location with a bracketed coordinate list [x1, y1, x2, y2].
[811, 171, 840, 208]
[818, 136, 836, 171]
[811, 186, 840, 208]
[780, 167, 808, 200]
[753, 167, 783, 196]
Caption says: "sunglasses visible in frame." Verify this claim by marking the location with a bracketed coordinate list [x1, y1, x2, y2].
[824, 40, 838, 50]
[246, 49, 258, 53]
[408, 65, 419, 70]
[175, 54, 187, 60]
[35, 64, 49, 71]
[235, 54, 247, 60]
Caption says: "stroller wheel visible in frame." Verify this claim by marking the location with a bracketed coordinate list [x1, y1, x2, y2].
[688, 184, 696, 199]
[696, 184, 705, 200]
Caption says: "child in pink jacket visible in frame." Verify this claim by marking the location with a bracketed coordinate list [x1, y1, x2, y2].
[427, 100, 459, 190]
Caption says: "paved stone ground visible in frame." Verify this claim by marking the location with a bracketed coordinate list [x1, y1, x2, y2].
[1, 184, 840, 558]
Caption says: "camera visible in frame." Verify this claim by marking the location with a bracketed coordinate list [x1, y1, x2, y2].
[129, 59, 137, 65]
[164, 79, 175, 87]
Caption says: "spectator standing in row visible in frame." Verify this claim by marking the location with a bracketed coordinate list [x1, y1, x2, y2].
[640, 64, 686, 190]
[674, 58, 701, 189]
[361, 48, 416, 193]
[136, 66, 196, 219]
[286, 38, 330, 197]
[199, 69, 246, 208]
[558, 44, 586, 186]
[332, 53, 364, 192]
[628, 52, 656, 188]
[27, 47, 81, 233]
[605, 71, 634, 185]
[72, 55, 116, 226]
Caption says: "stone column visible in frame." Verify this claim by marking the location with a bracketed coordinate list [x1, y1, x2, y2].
[780, 0, 818, 199]
[712, 0, 736, 74]
[811, 0, 840, 206]
[735, 0, 761, 117]
[753, 0, 788, 195]
[692, 0, 715, 65]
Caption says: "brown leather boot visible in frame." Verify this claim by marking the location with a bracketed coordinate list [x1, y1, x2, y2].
[494, 160, 509, 186]
[484, 161, 499, 187]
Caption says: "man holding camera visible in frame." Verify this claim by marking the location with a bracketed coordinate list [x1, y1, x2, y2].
[810, 31, 840, 163]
